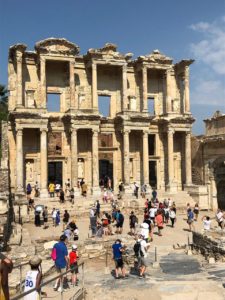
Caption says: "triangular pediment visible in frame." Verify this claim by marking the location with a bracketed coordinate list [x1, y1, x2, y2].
[35, 38, 80, 56]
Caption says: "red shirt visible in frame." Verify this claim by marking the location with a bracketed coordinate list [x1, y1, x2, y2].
[69, 251, 78, 264]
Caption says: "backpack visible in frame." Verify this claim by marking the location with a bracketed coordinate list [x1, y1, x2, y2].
[118, 213, 124, 223]
[51, 246, 57, 261]
[133, 241, 144, 258]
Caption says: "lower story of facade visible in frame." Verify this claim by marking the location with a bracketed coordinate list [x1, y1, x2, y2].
[8, 115, 193, 197]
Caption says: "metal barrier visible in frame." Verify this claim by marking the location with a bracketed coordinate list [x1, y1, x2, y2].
[11, 261, 85, 300]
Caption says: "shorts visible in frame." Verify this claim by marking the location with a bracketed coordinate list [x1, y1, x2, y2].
[44, 218, 48, 223]
[130, 223, 135, 229]
[150, 217, 155, 222]
[138, 256, 147, 267]
[187, 219, 193, 225]
[116, 222, 124, 228]
[56, 266, 66, 274]
[70, 263, 78, 274]
[114, 258, 124, 268]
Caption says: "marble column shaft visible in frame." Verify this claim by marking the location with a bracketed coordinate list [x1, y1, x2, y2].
[16, 129, 24, 192]
[70, 61, 76, 109]
[40, 57, 46, 109]
[16, 54, 23, 107]
[167, 129, 174, 183]
[166, 69, 172, 113]
[142, 66, 148, 112]
[143, 131, 149, 184]
[92, 130, 99, 187]
[71, 129, 78, 188]
[40, 129, 48, 192]
[92, 63, 98, 111]
[185, 131, 192, 185]
[123, 130, 130, 185]
[122, 65, 128, 112]
[184, 66, 190, 113]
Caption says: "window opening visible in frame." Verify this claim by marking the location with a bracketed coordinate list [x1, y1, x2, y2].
[148, 134, 155, 155]
[147, 97, 155, 115]
[98, 95, 110, 117]
[47, 93, 60, 112]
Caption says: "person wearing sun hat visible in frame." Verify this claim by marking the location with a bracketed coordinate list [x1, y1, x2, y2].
[24, 256, 42, 300]
[69, 245, 79, 286]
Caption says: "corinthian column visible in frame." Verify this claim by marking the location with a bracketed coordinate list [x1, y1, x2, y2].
[143, 131, 149, 185]
[16, 54, 23, 107]
[122, 65, 128, 112]
[71, 128, 78, 188]
[92, 129, 99, 188]
[92, 62, 98, 111]
[184, 66, 190, 113]
[40, 129, 48, 196]
[142, 66, 148, 112]
[123, 129, 130, 185]
[16, 128, 24, 192]
[167, 128, 174, 184]
[185, 131, 192, 185]
[40, 57, 46, 109]
[166, 69, 172, 113]
[70, 60, 76, 109]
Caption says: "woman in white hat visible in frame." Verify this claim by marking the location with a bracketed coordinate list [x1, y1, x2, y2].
[24, 256, 42, 300]
[69, 245, 79, 286]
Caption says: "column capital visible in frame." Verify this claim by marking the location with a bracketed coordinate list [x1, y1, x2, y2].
[185, 131, 191, 137]
[123, 129, 130, 135]
[40, 128, 48, 133]
[71, 127, 77, 134]
[92, 61, 97, 69]
[16, 128, 23, 135]
[92, 129, 99, 135]
[143, 130, 149, 136]
[167, 128, 175, 135]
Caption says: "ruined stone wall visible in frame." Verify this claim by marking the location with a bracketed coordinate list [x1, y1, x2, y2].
[191, 136, 204, 185]
[0, 121, 9, 190]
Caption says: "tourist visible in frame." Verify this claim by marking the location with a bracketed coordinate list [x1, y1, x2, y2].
[102, 214, 109, 235]
[48, 182, 55, 198]
[143, 216, 153, 241]
[55, 182, 61, 197]
[164, 206, 170, 224]
[115, 210, 124, 234]
[112, 239, 127, 279]
[69, 245, 79, 286]
[42, 206, 48, 229]
[28, 198, 35, 212]
[172, 201, 177, 214]
[194, 203, 199, 221]
[187, 208, 195, 231]
[95, 200, 100, 218]
[216, 209, 224, 229]
[133, 182, 139, 199]
[152, 188, 157, 200]
[202, 216, 211, 231]
[129, 211, 138, 235]
[149, 205, 157, 225]
[26, 183, 32, 200]
[103, 189, 108, 203]
[56, 210, 61, 226]
[89, 206, 97, 237]
[81, 181, 87, 197]
[134, 234, 149, 278]
[65, 178, 70, 191]
[140, 221, 149, 242]
[24, 256, 42, 300]
[141, 184, 147, 198]
[105, 212, 113, 235]
[53, 235, 69, 292]
[169, 207, 176, 228]
[64, 226, 72, 240]
[63, 210, 70, 231]
[155, 210, 164, 236]
[59, 189, 65, 203]
[163, 198, 169, 207]
[168, 198, 172, 208]
[186, 203, 191, 217]
[34, 210, 41, 227]
[70, 188, 74, 204]
[0, 253, 13, 300]
[52, 208, 57, 227]
[68, 219, 78, 233]
[99, 178, 104, 191]
[34, 181, 39, 198]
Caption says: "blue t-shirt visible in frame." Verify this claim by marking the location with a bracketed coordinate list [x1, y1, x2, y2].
[112, 243, 122, 260]
[54, 242, 68, 268]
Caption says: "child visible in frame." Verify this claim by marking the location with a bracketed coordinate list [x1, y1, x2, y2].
[69, 245, 79, 286]
[24, 256, 43, 300]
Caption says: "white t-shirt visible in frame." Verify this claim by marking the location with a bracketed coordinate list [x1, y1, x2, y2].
[203, 220, 211, 230]
[216, 212, 224, 222]
[138, 239, 148, 258]
[140, 223, 149, 239]
[52, 210, 57, 218]
[55, 184, 61, 190]
[149, 208, 156, 218]
[24, 270, 39, 300]
[169, 210, 176, 219]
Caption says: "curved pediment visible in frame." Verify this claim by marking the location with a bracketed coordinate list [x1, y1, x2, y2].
[35, 38, 80, 56]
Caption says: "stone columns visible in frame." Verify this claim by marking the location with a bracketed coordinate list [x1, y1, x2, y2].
[185, 131, 192, 185]
[16, 53, 23, 107]
[40, 57, 46, 109]
[142, 66, 148, 112]
[123, 129, 130, 185]
[70, 61, 76, 109]
[143, 131, 149, 185]
[71, 128, 78, 188]
[92, 62, 98, 111]
[16, 129, 24, 192]
[166, 69, 172, 113]
[122, 65, 128, 112]
[92, 129, 100, 192]
[184, 66, 190, 113]
[40, 129, 48, 196]
[167, 128, 174, 184]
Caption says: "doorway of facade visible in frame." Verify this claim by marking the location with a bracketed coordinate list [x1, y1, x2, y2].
[99, 159, 113, 188]
[149, 161, 157, 188]
[217, 180, 225, 209]
[48, 161, 63, 185]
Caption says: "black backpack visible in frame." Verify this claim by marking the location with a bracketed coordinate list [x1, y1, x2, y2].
[118, 213, 124, 223]
[133, 241, 143, 257]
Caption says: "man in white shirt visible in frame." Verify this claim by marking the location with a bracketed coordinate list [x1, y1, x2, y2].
[216, 209, 224, 229]
[140, 222, 149, 241]
[202, 216, 211, 231]
[149, 206, 157, 225]
[137, 235, 149, 278]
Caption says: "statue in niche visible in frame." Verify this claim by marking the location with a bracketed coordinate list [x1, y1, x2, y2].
[78, 159, 84, 179]
[26, 161, 34, 182]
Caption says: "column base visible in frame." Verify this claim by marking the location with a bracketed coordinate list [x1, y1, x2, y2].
[166, 181, 178, 193]
[183, 183, 194, 191]
[92, 186, 101, 196]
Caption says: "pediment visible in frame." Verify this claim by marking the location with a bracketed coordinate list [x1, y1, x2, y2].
[35, 38, 80, 56]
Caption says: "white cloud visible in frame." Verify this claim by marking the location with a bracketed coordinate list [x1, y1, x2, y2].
[190, 17, 225, 74]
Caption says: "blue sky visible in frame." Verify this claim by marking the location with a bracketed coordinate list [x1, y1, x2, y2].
[1, 0, 225, 134]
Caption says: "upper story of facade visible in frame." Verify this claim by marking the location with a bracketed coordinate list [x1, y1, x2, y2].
[204, 111, 225, 137]
[8, 38, 194, 120]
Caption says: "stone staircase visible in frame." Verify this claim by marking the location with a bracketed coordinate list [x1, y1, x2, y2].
[157, 190, 196, 208]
